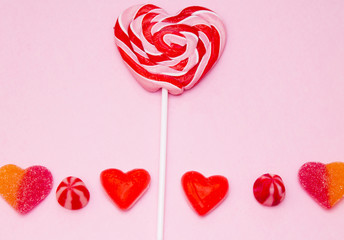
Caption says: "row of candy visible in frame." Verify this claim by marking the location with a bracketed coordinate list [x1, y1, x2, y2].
[0, 162, 343, 216]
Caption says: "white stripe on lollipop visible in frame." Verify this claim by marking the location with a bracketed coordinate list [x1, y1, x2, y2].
[56, 186, 66, 198]
[65, 189, 73, 209]
[185, 32, 212, 89]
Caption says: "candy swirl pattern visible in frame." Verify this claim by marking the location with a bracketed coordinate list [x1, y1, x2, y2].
[115, 4, 226, 95]
[56, 176, 90, 210]
[253, 174, 286, 207]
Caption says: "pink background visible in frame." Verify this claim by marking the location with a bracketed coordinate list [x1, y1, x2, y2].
[1, 0, 344, 239]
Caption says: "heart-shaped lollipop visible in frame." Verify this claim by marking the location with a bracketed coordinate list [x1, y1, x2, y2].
[114, 5, 226, 237]
[115, 4, 226, 95]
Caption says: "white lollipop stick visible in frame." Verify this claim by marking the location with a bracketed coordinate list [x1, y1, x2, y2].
[114, 5, 226, 239]
[157, 88, 168, 240]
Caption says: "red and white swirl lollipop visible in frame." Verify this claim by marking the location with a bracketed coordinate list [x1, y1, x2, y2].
[114, 5, 226, 240]
[115, 4, 226, 95]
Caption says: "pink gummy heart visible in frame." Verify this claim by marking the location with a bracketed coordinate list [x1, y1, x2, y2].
[0, 164, 53, 214]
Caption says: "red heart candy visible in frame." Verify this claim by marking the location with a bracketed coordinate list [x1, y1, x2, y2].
[100, 169, 150, 210]
[182, 171, 229, 216]
[115, 4, 226, 95]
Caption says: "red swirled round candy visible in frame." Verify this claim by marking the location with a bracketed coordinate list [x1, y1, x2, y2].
[115, 4, 226, 95]
[56, 176, 90, 210]
[253, 173, 286, 207]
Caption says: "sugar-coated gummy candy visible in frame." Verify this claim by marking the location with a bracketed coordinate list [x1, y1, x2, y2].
[253, 173, 286, 207]
[299, 162, 344, 209]
[326, 162, 344, 207]
[0, 164, 53, 214]
[181, 171, 229, 216]
[56, 176, 90, 210]
[100, 169, 151, 210]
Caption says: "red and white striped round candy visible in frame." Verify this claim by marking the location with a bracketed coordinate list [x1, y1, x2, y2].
[115, 4, 226, 95]
[56, 177, 90, 210]
[253, 174, 286, 207]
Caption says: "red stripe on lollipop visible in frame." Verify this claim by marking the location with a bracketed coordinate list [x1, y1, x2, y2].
[134, 4, 159, 19]
[163, 6, 213, 23]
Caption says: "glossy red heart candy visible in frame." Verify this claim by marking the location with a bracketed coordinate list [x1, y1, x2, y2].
[100, 168, 150, 210]
[182, 171, 229, 216]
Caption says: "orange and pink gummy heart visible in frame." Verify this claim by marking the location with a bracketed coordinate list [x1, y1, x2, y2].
[299, 162, 344, 209]
[0, 164, 53, 214]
